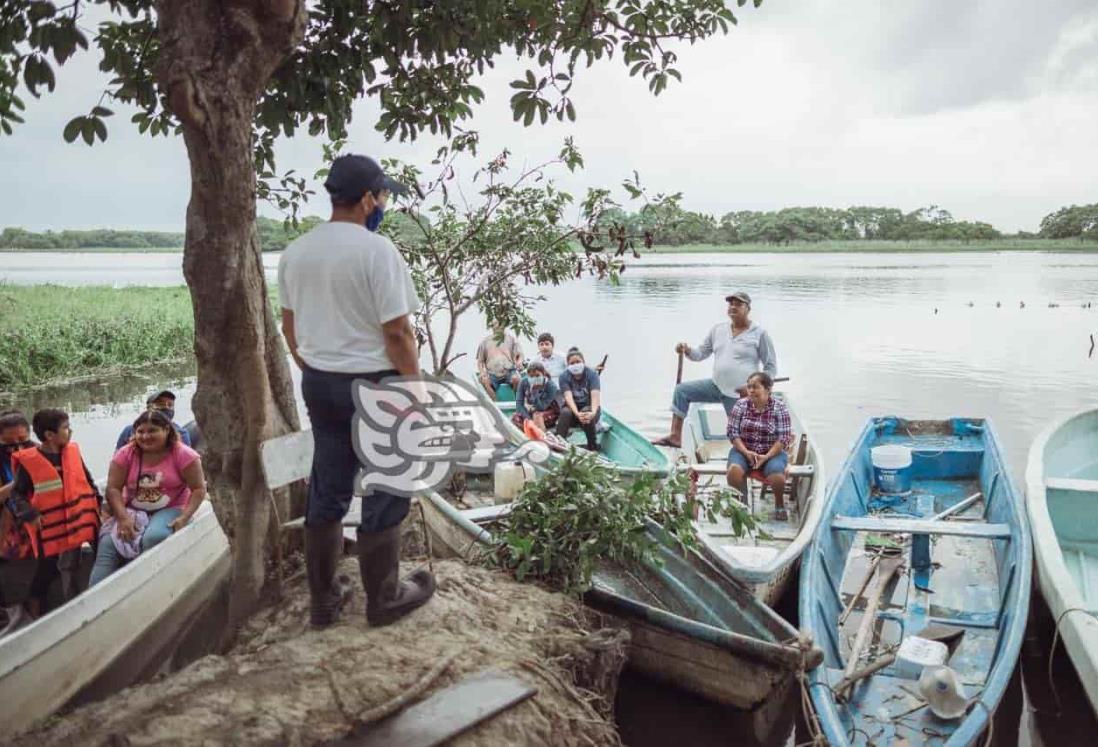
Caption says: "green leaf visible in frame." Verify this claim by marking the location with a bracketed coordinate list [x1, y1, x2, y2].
[62, 116, 82, 143]
[92, 117, 107, 142]
[91, 106, 113, 118]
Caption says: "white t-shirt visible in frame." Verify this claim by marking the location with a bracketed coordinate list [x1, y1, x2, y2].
[277, 222, 420, 373]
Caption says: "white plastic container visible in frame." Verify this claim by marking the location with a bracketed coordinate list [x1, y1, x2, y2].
[871, 444, 914, 494]
[895, 635, 949, 679]
[494, 461, 535, 501]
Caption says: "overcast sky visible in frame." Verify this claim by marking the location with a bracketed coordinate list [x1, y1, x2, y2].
[1, 0, 1096, 233]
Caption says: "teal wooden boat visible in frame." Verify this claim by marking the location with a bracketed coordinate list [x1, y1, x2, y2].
[800, 417, 1031, 746]
[1025, 407, 1098, 717]
[471, 373, 672, 478]
[419, 486, 822, 720]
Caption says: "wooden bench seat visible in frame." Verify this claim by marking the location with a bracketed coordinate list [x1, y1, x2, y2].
[1045, 477, 1098, 494]
[830, 515, 1012, 539]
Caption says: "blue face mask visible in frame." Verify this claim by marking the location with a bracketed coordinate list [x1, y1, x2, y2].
[529, 376, 546, 387]
[567, 363, 585, 376]
[365, 205, 384, 232]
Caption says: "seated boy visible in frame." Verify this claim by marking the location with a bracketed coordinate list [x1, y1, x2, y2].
[6, 409, 101, 616]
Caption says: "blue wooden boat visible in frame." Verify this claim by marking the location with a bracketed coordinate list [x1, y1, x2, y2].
[800, 417, 1031, 746]
[419, 486, 822, 719]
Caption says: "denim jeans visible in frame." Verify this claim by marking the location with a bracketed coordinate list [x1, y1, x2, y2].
[301, 366, 410, 535]
[671, 378, 739, 419]
[89, 507, 182, 587]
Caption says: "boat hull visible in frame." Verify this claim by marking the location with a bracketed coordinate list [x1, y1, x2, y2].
[682, 396, 826, 607]
[0, 503, 231, 735]
[1025, 407, 1098, 718]
[800, 417, 1031, 746]
[419, 491, 816, 712]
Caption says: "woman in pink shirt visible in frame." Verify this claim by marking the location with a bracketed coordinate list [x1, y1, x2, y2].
[89, 409, 207, 586]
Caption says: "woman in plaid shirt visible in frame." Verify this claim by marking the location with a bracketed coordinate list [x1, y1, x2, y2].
[726, 372, 794, 521]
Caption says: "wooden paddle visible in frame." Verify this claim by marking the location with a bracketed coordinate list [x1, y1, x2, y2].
[838, 556, 904, 701]
[676, 350, 684, 384]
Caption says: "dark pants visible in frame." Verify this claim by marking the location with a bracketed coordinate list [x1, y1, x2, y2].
[556, 406, 601, 449]
[301, 366, 410, 534]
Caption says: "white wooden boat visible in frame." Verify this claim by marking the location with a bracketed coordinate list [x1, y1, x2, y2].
[0, 502, 230, 736]
[1025, 407, 1098, 717]
[680, 395, 825, 605]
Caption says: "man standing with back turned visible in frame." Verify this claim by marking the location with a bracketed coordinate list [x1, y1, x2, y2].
[278, 154, 434, 628]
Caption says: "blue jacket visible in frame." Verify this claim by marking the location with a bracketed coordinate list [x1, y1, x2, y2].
[515, 377, 560, 418]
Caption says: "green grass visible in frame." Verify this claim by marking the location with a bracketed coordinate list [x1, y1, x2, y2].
[647, 238, 1098, 254]
[0, 284, 195, 391]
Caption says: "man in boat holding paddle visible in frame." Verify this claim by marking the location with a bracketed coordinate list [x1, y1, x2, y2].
[278, 154, 435, 629]
[652, 291, 777, 449]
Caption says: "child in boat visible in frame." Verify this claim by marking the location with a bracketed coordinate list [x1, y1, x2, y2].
[533, 333, 567, 380]
[5, 409, 101, 616]
[512, 361, 561, 432]
[90, 409, 207, 586]
[556, 348, 602, 451]
[1, 411, 38, 633]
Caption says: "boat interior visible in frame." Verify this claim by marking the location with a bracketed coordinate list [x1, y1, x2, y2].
[1041, 413, 1098, 613]
[686, 399, 820, 568]
[811, 418, 1025, 744]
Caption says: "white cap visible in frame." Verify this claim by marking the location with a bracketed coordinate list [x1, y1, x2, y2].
[918, 665, 968, 719]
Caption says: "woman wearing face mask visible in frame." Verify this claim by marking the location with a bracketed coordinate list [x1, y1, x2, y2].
[511, 361, 561, 432]
[556, 348, 602, 451]
[90, 409, 207, 586]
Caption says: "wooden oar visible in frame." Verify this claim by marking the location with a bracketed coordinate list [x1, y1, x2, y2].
[838, 554, 882, 627]
[676, 350, 684, 384]
[838, 556, 904, 701]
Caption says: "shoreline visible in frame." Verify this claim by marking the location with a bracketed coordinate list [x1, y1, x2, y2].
[3, 239, 1098, 255]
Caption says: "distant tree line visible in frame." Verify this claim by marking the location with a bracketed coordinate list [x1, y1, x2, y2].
[597, 202, 1098, 245]
[1037, 204, 1098, 240]
[2, 211, 428, 252]
[4, 202, 1096, 251]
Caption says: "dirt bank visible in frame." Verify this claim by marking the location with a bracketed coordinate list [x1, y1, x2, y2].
[18, 558, 628, 746]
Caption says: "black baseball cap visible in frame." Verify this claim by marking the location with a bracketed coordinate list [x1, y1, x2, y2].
[146, 390, 176, 404]
[724, 291, 752, 306]
[324, 154, 408, 202]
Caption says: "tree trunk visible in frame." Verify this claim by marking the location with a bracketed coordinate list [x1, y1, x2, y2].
[156, 0, 305, 631]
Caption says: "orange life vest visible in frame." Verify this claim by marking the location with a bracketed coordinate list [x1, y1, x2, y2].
[0, 442, 36, 560]
[11, 444, 100, 558]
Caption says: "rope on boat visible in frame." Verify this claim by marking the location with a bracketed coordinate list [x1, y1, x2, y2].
[1046, 606, 1098, 716]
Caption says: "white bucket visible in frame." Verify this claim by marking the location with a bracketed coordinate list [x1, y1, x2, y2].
[494, 461, 534, 501]
[871, 444, 913, 494]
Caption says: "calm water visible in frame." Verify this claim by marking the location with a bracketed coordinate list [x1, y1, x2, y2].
[2, 250, 1097, 743]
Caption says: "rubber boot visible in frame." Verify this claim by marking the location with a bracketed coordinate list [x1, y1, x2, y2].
[305, 521, 351, 628]
[358, 524, 435, 627]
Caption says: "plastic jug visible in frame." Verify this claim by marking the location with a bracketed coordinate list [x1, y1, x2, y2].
[495, 461, 535, 501]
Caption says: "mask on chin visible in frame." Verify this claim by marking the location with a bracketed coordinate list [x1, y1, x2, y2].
[365, 205, 385, 232]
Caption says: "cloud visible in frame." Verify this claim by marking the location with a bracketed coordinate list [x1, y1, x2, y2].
[1, 1, 1096, 235]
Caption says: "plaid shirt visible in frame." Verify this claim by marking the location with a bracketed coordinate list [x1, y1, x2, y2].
[727, 396, 793, 455]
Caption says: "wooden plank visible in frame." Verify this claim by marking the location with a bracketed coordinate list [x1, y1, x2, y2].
[260, 430, 314, 489]
[339, 669, 536, 747]
[1046, 477, 1098, 493]
[830, 516, 1011, 538]
[463, 504, 511, 523]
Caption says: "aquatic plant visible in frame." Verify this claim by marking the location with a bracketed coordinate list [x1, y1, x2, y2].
[493, 449, 758, 594]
